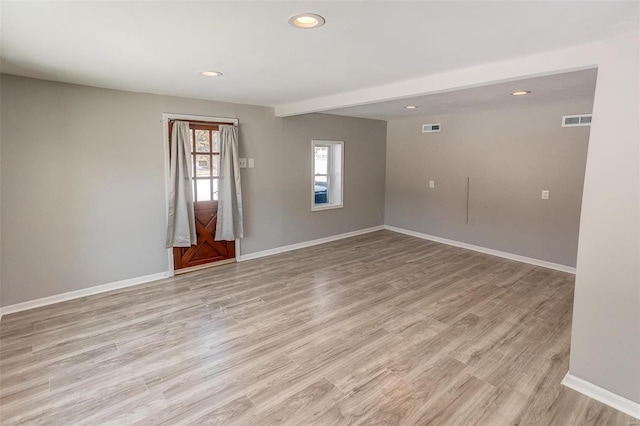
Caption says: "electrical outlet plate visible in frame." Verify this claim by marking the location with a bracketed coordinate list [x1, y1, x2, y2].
[239, 158, 247, 168]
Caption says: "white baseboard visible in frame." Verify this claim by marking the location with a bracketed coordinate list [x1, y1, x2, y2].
[0, 271, 171, 318]
[237, 225, 385, 262]
[0, 223, 571, 318]
[562, 372, 640, 419]
[0, 226, 385, 318]
[384, 225, 576, 274]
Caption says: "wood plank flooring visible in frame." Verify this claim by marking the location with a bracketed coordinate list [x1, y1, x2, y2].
[1, 230, 637, 425]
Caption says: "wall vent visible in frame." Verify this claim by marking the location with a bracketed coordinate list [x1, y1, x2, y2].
[562, 114, 592, 127]
[422, 123, 441, 133]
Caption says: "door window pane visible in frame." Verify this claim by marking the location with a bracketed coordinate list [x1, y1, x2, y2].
[195, 155, 210, 177]
[212, 155, 220, 177]
[212, 178, 219, 201]
[195, 130, 210, 152]
[212, 131, 219, 152]
[195, 179, 211, 201]
[180, 123, 223, 203]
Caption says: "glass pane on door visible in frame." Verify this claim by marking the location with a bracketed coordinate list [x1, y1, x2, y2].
[195, 155, 211, 177]
[195, 130, 210, 152]
[212, 131, 219, 153]
[212, 155, 219, 177]
[195, 179, 212, 201]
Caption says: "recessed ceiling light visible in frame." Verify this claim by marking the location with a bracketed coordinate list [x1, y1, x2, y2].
[511, 90, 531, 96]
[288, 13, 325, 29]
[201, 71, 222, 77]
[405, 105, 418, 109]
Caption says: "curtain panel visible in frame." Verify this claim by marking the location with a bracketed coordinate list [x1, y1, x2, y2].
[165, 121, 197, 248]
[215, 125, 244, 241]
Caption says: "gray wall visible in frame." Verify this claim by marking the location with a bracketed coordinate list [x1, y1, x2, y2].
[0, 75, 386, 306]
[385, 100, 593, 267]
[279, 114, 386, 244]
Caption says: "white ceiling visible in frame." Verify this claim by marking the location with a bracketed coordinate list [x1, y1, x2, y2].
[324, 68, 598, 120]
[1, 1, 638, 115]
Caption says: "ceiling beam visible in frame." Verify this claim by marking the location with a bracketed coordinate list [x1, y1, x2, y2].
[274, 40, 603, 117]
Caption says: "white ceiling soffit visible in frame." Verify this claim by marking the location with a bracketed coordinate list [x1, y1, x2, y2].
[1, 1, 638, 112]
[324, 69, 598, 121]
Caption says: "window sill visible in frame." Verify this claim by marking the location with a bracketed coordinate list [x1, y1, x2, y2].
[312, 203, 343, 212]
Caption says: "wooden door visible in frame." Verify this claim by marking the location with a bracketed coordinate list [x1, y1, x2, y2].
[170, 121, 236, 272]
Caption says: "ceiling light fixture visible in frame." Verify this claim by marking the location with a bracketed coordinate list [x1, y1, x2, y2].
[405, 105, 418, 109]
[201, 71, 222, 77]
[288, 13, 325, 29]
[511, 90, 531, 96]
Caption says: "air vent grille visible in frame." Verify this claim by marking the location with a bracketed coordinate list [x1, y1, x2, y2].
[422, 123, 441, 133]
[562, 114, 592, 127]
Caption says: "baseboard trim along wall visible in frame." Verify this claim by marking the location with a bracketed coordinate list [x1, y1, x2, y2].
[384, 225, 576, 274]
[562, 373, 640, 419]
[0, 271, 171, 318]
[0, 224, 573, 318]
[237, 225, 386, 262]
[0, 226, 386, 318]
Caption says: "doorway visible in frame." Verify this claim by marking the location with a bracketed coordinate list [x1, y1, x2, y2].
[167, 118, 236, 274]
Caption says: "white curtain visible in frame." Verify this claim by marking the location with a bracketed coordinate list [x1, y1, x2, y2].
[215, 125, 244, 241]
[165, 121, 197, 248]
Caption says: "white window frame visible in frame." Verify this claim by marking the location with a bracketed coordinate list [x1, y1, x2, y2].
[311, 140, 344, 211]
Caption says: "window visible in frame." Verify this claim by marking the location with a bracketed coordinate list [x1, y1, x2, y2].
[312, 140, 344, 211]
[169, 121, 220, 202]
[190, 124, 220, 202]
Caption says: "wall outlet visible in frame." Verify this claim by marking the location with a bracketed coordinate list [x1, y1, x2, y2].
[541, 190, 550, 200]
[248, 158, 255, 168]
[468, 217, 475, 225]
[429, 180, 435, 188]
[239, 158, 247, 168]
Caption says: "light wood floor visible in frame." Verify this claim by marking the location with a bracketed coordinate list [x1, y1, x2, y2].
[1, 231, 637, 425]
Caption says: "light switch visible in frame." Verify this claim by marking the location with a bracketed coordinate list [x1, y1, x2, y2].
[239, 158, 247, 168]
[541, 190, 550, 200]
[248, 158, 255, 168]
[429, 180, 435, 188]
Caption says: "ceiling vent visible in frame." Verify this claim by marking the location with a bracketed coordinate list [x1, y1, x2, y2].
[422, 123, 441, 133]
[562, 114, 592, 127]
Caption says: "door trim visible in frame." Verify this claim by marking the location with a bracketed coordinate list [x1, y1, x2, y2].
[162, 113, 240, 276]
